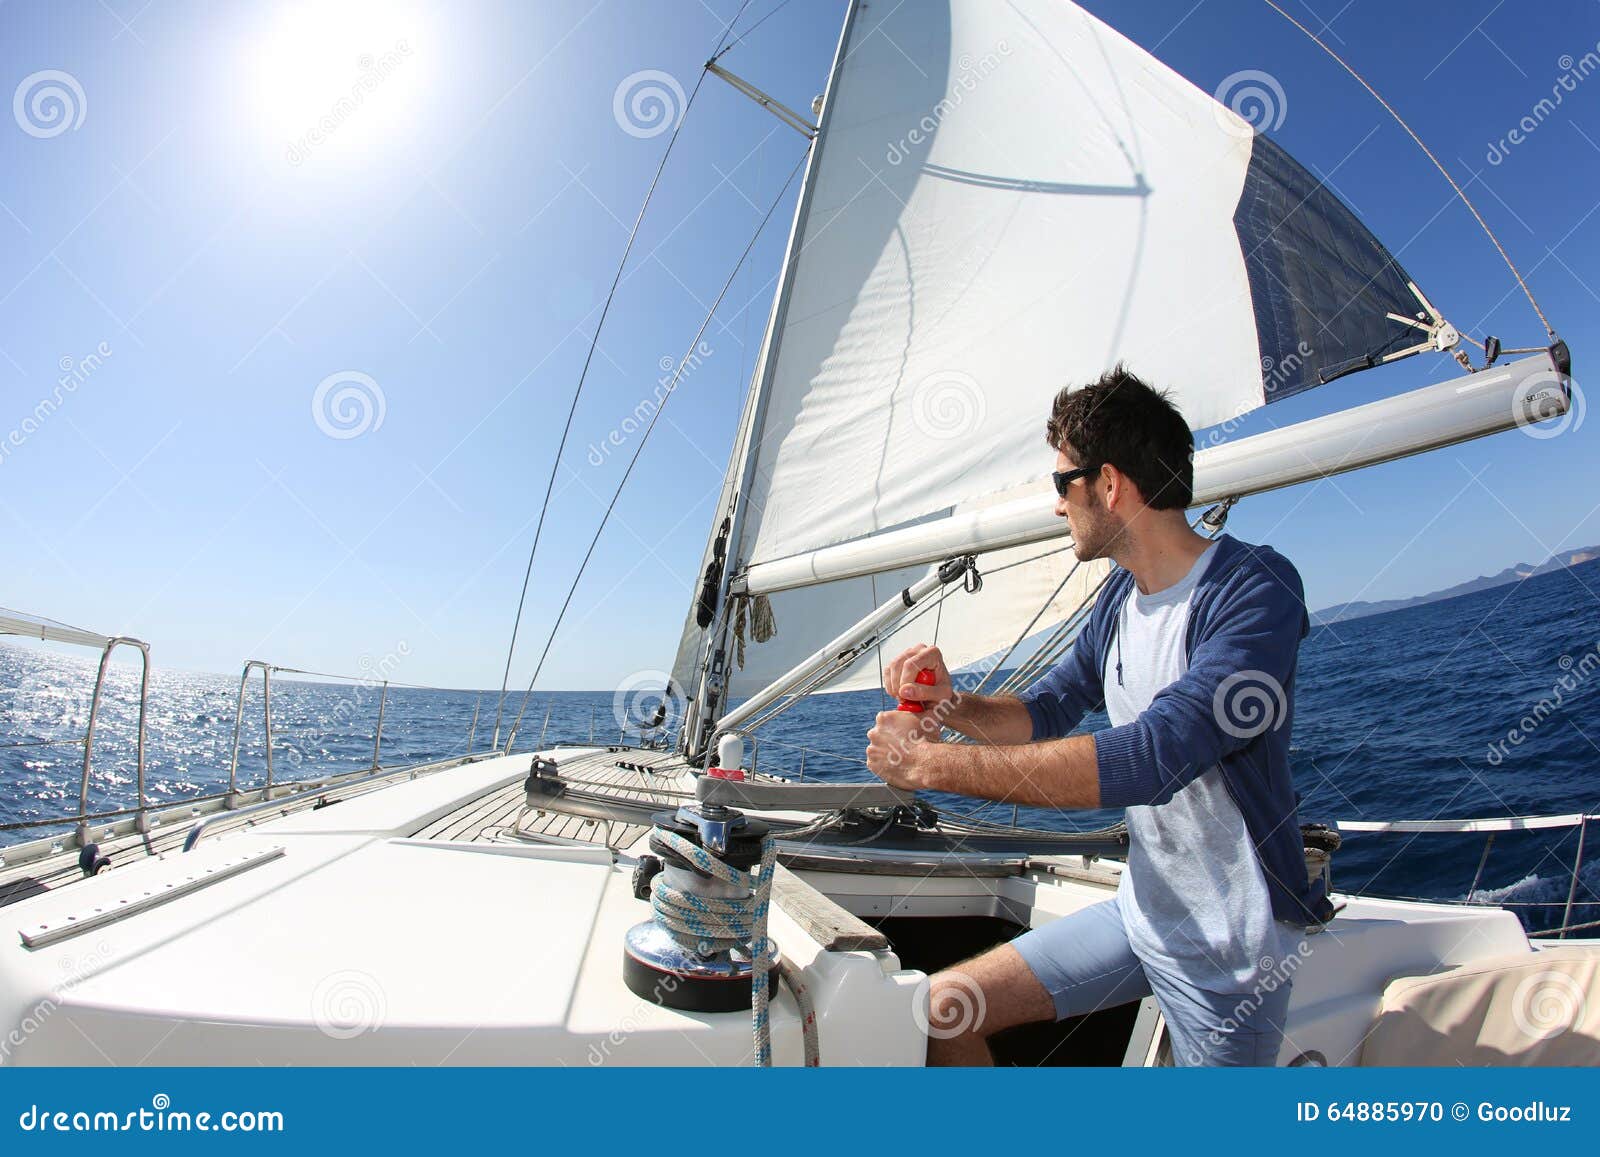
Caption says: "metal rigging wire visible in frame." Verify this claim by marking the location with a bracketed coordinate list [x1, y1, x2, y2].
[1260, 0, 1556, 339]
[502, 150, 811, 749]
[712, 0, 801, 63]
[489, 3, 757, 749]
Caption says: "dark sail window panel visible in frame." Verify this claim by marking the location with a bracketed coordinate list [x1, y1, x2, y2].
[1234, 133, 1423, 401]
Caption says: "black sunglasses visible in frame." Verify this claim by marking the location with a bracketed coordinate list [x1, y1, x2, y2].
[1052, 465, 1098, 497]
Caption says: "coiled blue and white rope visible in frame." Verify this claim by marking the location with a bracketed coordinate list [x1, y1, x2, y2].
[649, 829, 823, 1066]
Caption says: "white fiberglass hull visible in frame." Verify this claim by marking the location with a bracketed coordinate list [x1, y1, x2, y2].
[0, 751, 1593, 1067]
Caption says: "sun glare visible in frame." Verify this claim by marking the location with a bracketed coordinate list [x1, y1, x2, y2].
[251, 1, 428, 167]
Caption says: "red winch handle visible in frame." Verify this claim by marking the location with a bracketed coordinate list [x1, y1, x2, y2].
[897, 667, 937, 713]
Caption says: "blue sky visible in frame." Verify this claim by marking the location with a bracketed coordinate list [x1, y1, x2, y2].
[1, 0, 1597, 692]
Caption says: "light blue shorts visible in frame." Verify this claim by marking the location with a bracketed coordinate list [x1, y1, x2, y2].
[1011, 899, 1293, 1067]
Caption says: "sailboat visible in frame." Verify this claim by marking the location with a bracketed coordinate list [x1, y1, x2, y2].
[1, 0, 1593, 1067]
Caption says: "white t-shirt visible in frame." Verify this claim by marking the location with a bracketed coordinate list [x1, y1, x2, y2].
[1104, 542, 1299, 994]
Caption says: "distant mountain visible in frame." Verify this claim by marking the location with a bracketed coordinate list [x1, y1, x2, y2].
[1313, 545, 1600, 626]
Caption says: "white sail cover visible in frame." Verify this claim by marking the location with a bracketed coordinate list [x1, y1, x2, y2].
[0, 608, 111, 650]
[675, 0, 1425, 707]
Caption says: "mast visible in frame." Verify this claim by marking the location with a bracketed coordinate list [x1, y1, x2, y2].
[681, 0, 861, 762]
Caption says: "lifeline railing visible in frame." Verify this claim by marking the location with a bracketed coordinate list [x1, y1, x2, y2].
[511, 702, 676, 752]
[1335, 813, 1599, 939]
[1, 625, 489, 848]
[3, 641, 670, 849]
[0, 609, 153, 847]
[219, 660, 487, 802]
[76, 636, 151, 847]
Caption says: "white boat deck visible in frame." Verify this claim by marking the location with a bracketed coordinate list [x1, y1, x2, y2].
[0, 750, 927, 1066]
[2, 747, 1593, 1066]
[0, 747, 687, 911]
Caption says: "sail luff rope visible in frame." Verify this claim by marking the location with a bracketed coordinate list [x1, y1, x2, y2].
[489, 4, 756, 750]
[503, 152, 810, 748]
[1260, 0, 1555, 339]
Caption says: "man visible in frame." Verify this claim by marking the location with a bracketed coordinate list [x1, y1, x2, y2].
[865, 365, 1332, 1067]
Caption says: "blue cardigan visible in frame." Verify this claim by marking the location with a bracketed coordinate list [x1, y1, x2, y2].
[1019, 533, 1334, 927]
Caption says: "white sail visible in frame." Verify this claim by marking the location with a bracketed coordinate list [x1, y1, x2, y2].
[740, 0, 1264, 567]
[676, 0, 1449, 739]
[728, 0, 1434, 572]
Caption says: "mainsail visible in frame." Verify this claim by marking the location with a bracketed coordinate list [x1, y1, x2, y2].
[672, 0, 1501, 744]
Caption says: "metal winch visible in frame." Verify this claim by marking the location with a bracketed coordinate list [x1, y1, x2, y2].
[622, 801, 776, 1012]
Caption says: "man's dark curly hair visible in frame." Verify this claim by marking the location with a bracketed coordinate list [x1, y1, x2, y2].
[1045, 364, 1193, 511]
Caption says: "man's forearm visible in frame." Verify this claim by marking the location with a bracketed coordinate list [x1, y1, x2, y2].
[941, 692, 1035, 745]
[917, 733, 1101, 809]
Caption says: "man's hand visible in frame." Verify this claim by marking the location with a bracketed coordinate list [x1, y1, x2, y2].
[879, 643, 1035, 745]
[866, 707, 943, 790]
[871, 725, 1103, 809]
[884, 643, 957, 715]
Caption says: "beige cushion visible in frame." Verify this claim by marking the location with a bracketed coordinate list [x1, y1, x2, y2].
[1360, 947, 1600, 1065]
